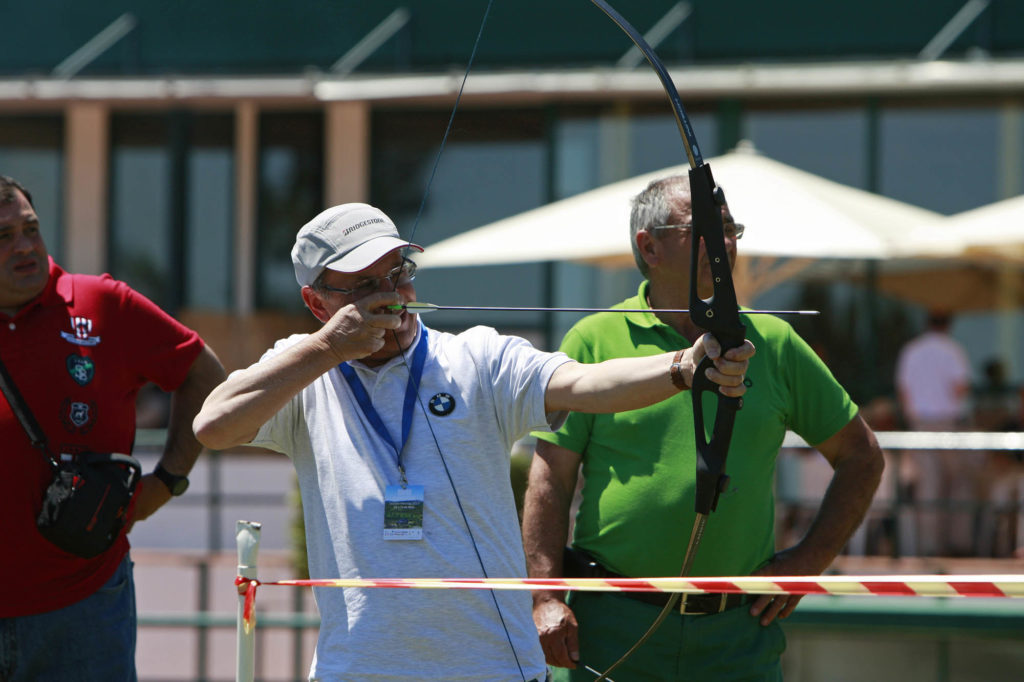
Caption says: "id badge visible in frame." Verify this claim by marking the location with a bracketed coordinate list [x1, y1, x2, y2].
[383, 485, 425, 540]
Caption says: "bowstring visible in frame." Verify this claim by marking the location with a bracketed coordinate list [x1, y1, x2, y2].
[387, 1, 528, 680]
[405, 0, 494, 249]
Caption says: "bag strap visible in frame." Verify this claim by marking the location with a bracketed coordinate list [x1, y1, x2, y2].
[0, 356, 57, 466]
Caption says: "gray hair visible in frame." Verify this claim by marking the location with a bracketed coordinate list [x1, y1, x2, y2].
[629, 174, 690, 277]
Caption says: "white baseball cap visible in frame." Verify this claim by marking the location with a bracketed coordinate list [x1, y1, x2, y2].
[291, 203, 423, 287]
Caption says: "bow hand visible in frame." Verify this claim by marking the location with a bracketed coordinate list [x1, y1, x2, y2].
[689, 333, 755, 399]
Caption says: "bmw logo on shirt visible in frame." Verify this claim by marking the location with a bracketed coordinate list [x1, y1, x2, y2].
[428, 393, 456, 416]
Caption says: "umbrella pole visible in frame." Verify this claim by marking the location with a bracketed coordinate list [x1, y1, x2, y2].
[996, 263, 1020, 376]
[864, 258, 881, 398]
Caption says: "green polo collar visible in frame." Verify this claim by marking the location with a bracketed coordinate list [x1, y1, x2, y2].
[620, 280, 691, 347]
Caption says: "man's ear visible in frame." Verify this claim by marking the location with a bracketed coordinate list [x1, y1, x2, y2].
[635, 229, 660, 269]
[301, 286, 332, 323]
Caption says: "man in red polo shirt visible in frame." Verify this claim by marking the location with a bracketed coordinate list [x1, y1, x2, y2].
[0, 175, 225, 681]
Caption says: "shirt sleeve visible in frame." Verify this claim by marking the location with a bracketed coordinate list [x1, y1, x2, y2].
[244, 336, 306, 454]
[532, 325, 597, 455]
[113, 279, 203, 391]
[783, 324, 858, 446]
[472, 328, 572, 446]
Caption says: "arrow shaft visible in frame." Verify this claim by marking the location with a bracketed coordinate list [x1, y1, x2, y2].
[394, 304, 817, 315]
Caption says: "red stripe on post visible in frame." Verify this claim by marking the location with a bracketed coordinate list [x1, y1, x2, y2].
[862, 581, 916, 596]
[606, 579, 659, 592]
[244, 580, 258, 629]
[689, 580, 745, 594]
[523, 578, 574, 589]
[950, 582, 1005, 597]
[781, 581, 830, 595]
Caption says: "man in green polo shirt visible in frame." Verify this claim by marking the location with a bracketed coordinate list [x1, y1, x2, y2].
[523, 174, 885, 681]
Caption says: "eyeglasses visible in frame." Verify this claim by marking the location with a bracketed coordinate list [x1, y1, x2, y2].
[649, 222, 745, 240]
[318, 258, 417, 297]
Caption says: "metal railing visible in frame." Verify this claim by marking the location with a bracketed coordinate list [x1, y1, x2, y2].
[778, 430, 1024, 559]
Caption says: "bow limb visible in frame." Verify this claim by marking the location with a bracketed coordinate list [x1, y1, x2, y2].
[587, 2, 746, 680]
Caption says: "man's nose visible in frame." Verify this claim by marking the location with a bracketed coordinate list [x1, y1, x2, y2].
[13, 230, 37, 253]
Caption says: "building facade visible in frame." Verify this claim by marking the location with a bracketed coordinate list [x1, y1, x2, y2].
[3, 0, 1022, 395]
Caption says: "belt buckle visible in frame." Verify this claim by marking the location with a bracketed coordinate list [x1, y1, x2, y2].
[679, 593, 727, 615]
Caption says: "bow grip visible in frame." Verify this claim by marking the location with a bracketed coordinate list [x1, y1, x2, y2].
[691, 367, 742, 514]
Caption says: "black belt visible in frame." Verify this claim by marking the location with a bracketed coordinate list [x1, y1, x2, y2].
[622, 589, 749, 614]
[563, 546, 750, 616]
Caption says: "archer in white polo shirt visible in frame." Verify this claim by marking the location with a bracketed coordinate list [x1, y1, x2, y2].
[194, 202, 754, 682]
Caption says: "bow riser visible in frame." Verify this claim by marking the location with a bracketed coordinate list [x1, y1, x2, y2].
[688, 163, 746, 514]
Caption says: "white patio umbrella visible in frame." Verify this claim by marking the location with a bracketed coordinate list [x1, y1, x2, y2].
[928, 194, 1024, 262]
[873, 194, 1024, 312]
[416, 142, 946, 272]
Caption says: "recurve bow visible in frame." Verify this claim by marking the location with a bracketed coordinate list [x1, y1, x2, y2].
[587, 2, 748, 679]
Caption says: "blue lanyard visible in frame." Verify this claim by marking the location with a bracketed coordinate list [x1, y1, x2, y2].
[337, 326, 428, 486]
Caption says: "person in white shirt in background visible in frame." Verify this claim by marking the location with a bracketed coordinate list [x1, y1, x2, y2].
[895, 310, 973, 556]
[193, 203, 754, 682]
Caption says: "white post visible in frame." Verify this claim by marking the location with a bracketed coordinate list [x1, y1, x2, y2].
[236, 520, 262, 682]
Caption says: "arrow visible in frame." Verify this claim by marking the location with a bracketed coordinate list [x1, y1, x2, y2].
[387, 302, 819, 315]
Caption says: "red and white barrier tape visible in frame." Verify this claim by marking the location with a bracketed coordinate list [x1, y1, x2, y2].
[235, 574, 1024, 630]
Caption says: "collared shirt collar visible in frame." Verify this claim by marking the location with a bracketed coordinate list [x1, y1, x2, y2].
[622, 279, 692, 348]
[620, 279, 663, 330]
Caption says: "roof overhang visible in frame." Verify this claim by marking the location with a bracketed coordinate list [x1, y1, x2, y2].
[3, 57, 1024, 106]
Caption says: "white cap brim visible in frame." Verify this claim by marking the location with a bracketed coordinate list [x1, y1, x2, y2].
[322, 236, 424, 274]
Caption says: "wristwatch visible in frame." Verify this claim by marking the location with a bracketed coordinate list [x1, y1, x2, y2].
[153, 464, 190, 496]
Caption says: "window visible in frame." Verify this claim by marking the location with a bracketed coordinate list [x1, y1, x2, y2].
[371, 109, 548, 333]
[110, 115, 172, 306]
[110, 112, 233, 311]
[0, 115, 63, 257]
[880, 105, 1000, 214]
[186, 116, 234, 310]
[746, 107, 868, 188]
[257, 112, 323, 310]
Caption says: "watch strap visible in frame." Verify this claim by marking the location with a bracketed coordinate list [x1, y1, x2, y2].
[154, 464, 189, 496]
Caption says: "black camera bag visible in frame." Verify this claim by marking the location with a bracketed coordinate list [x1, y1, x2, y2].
[36, 452, 141, 558]
[0, 358, 140, 558]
